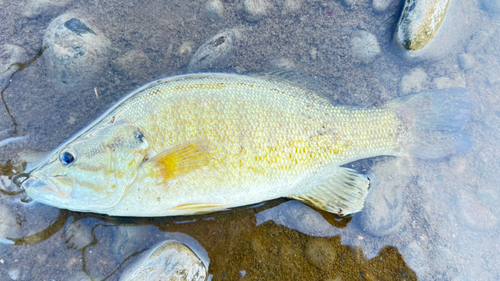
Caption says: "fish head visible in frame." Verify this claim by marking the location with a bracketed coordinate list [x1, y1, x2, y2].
[22, 123, 150, 212]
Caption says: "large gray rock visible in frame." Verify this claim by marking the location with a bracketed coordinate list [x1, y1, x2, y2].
[43, 11, 111, 93]
[120, 236, 209, 281]
[395, 0, 451, 50]
[188, 30, 237, 72]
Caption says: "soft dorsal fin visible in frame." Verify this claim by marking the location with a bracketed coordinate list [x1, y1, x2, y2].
[146, 140, 210, 182]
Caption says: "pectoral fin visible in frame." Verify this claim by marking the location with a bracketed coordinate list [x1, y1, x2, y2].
[287, 167, 371, 216]
[146, 140, 210, 182]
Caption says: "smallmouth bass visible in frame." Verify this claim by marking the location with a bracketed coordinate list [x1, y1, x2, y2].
[20, 73, 471, 216]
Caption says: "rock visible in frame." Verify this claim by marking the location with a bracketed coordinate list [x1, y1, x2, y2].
[205, 0, 224, 21]
[480, 0, 500, 14]
[342, 0, 355, 7]
[22, 0, 72, 18]
[188, 30, 236, 72]
[455, 190, 498, 230]
[255, 201, 341, 237]
[357, 176, 407, 237]
[350, 30, 380, 64]
[112, 50, 152, 82]
[8, 268, 20, 280]
[399, 68, 428, 95]
[395, 0, 451, 50]
[458, 54, 475, 70]
[0, 44, 28, 80]
[304, 239, 336, 269]
[373, 0, 397, 13]
[63, 219, 93, 250]
[401, 242, 429, 278]
[43, 11, 111, 93]
[283, 0, 303, 14]
[120, 239, 209, 281]
[238, 0, 269, 23]
[0, 203, 20, 244]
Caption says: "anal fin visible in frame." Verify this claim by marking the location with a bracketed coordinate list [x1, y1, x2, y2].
[287, 167, 371, 216]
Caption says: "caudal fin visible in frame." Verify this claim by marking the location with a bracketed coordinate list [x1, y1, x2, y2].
[390, 88, 472, 159]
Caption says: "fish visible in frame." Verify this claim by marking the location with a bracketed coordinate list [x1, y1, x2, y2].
[20, 73, 472, 217]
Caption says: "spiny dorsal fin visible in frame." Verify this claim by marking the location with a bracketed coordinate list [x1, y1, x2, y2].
[288, 167, 371, 216]
[146, 140, 210, 182]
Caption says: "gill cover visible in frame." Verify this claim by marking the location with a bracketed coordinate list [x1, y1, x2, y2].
[24, 123, 149, 212]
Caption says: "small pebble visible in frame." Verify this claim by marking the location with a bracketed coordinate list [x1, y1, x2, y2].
[401, 241, 429, 279]
[178, 42, 194, 56]
[350, 30, 380, 64]
[399, 68, 428, 95]
[456, 190, 498, 230]
[0, 44, 28, 76]
[22, 0, 71, 18]
[205, 0, 224, 21]
[8, 269, 20, 280]
[43, 11, 111, 93]
[458, 53, 475, 70]
[283, 0, 303, 14]
[372, 0, 397, 13]
[304, 239, 336, 269]
[188, 30, 236, 72]
[342, 0, 355, 7]
[238, 0, 269, 23]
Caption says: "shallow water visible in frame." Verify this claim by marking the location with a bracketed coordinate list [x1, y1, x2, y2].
[0, 0, 499, 280]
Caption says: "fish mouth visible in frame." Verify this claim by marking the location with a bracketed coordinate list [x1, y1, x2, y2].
[23, 175, 73, 199]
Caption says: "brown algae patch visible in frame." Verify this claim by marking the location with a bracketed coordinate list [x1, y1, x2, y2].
[145, 200, 417, 280]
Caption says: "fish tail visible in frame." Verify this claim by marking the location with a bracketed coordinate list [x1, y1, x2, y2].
[390, 87, 472, 159]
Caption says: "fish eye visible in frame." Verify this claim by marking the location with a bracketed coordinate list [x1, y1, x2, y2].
[59, 151, 75, 166]
[135, 131, 144, 142]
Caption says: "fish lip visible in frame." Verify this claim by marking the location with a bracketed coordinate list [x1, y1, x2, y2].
[23, 175, 73, 199]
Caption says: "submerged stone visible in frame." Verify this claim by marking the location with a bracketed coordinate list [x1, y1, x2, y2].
[395, 0, 451, 50]
[188, 30, 236, 72]
[22, 0, 71, 18]
[205, 0, 224, 21]
[43, 11, 111, 93]
[350, 30, 380, 64]
[238, 0, 269, 23]
[120, 239, 209, 281]
[0, 44, 28, 77]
